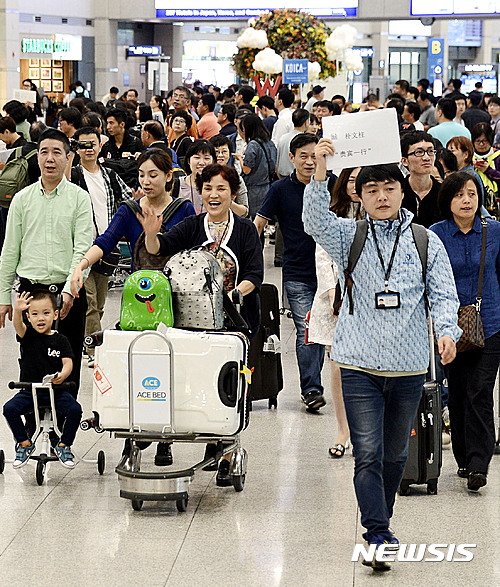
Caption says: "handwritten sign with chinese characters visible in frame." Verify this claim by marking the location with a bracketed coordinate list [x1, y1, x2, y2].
[322, 108, 402, 170]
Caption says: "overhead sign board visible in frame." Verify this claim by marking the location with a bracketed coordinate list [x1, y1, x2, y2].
[412, 0, 500, 16]
[128, 46, 162, 57]
[155, 1, 358, 18]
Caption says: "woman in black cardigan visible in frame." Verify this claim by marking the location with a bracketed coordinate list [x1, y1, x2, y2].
[139, 163, 263, 485]
[139, 163, 263, 337]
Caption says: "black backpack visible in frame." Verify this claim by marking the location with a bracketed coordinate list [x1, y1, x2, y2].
[334, 220, 428, 315]
[101, 158, 138, 189]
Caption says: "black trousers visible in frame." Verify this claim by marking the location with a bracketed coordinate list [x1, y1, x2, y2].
[446, 330, 500, 474]
[18, 279, 87, 397]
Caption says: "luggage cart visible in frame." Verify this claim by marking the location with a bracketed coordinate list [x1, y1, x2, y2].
[115, 434, 247, 512]
[92, 328, 249, 511]
[0, 375, 105, 485]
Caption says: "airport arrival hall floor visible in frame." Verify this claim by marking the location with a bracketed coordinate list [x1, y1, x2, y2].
[0, 244, 498, 587]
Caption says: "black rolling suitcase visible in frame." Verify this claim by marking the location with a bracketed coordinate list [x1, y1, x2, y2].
[399, 316, 442, 496]
[248, 283, 283, 408]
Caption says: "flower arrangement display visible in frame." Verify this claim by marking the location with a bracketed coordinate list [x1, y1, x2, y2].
[232, 8, 337, 81]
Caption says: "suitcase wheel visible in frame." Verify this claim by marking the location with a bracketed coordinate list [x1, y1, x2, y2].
[268, 398, 278, 409]
[398, 480, 411, 496]
[427, 479, 438, 495]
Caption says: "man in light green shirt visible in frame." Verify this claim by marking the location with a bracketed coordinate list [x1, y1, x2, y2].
[0, 128, 92, 392]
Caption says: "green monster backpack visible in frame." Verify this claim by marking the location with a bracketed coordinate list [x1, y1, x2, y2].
[120, 270, 174, 331]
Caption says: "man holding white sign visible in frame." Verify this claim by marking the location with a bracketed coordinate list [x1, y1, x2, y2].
[302, 137, 461, 570]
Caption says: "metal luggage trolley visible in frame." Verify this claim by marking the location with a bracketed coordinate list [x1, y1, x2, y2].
[108, 328, 249, 512]
[0, 375, 105, 485]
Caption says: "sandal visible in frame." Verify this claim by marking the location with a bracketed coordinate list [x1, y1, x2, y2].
[329, 442, 349, 459]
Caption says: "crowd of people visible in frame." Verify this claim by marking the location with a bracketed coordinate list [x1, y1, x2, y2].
[0, 75, 498, 569]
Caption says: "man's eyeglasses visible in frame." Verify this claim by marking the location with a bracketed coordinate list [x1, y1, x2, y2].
[474, 139, 489, 145]
[407, 148, 436, 158]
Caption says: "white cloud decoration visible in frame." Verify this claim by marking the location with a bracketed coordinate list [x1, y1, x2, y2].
[253, 47, 283, 74]
[325, 23, 359, 61]
[308, 61, 322, 81]
[236, 27, 268, 50]
[344, 49, 364, 72]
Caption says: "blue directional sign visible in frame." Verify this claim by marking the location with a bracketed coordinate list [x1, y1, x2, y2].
[428, 38, 444, 83]
[128, 45, 161, 57]
[283, 59, 309, 84]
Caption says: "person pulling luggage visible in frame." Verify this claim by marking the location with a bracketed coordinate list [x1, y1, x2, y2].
[140, 163, 263, 485]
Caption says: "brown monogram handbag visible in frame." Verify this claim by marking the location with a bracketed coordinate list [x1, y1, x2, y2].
[456, 218, 487, 353]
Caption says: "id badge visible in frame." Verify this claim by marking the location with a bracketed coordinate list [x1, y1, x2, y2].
[375, 291, 400, 310]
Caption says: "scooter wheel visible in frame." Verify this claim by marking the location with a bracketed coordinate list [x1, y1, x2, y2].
[80, 420, 90, 431]
[176, 497, 188, 512]
[97, 451, 105, 475]
[131, 499, 143, 511]
[36, 461, 46, 486]
[0, 449, 5, 474]
[232, 474, 245, 492]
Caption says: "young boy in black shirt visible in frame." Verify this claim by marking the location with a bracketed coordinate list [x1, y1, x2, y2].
[2, 290, 82, 468]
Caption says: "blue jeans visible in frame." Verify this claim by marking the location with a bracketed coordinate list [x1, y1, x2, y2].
[284, 280, 324, 397]
[340, 369, 424, 538]
[3, 390, 82, 446]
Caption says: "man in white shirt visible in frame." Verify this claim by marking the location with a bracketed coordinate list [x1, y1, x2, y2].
[402, 102, 425, 131]
[276, 108, 310, 177]
[69, 126, 133, 365]
[272, 88, 295, 146]
[304, 85, 325, 113]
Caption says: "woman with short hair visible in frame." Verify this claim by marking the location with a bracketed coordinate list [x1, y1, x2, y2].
[430, 171, 500, 492]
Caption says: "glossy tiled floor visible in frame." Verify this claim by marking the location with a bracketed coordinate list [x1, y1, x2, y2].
[0, 245, 498, 587]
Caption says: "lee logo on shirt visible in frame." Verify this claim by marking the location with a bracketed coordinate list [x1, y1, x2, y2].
[48, 348, 60, 358]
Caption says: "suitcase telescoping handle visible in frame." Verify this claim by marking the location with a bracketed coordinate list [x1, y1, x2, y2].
[427, 312, 437, 383]
[423, 383, 435, 465]
[425, 297, 437, 465]
[223, 290, 249, 334]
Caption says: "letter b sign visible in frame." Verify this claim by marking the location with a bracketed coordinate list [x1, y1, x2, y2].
[431, 40, 442, 55]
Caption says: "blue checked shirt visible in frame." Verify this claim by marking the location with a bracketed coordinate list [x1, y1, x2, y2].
[302, 178, 462, 373]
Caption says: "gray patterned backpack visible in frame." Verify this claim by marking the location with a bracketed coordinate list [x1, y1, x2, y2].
[164, 249, 224, 329]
